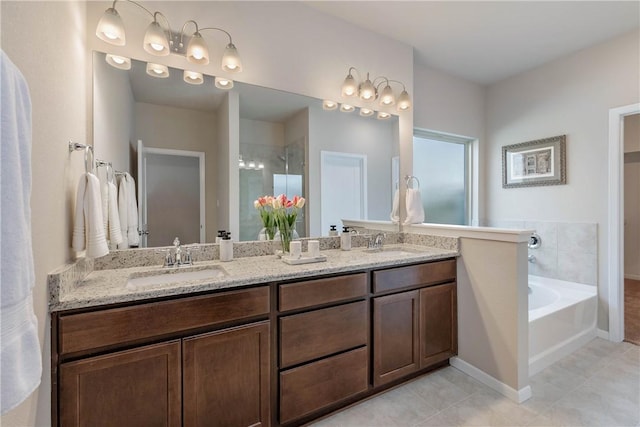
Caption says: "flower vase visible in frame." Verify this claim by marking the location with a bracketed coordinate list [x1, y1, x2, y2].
[274, 228, 299, 254]
[258, 226, 276, 241]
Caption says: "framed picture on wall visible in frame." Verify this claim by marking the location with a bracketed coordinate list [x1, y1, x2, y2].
[502, 135, 566, 188]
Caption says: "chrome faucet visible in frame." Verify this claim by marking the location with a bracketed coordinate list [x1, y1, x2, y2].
[368, 233, 385, 250]
[159, 237, 194, 268]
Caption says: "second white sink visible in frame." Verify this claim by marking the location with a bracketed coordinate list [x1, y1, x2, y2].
[126, 266, 227, 290]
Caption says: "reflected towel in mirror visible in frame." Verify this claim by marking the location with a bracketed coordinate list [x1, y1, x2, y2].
[403, 188, 425, 225]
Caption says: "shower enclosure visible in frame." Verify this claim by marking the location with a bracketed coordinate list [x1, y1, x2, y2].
[239, 139, 306, 241]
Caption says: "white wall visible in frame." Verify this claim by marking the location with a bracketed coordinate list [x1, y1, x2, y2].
[0, 1, 88, 425]
[93, 51, 134, 172]
[485, 30, 640, 330]
[412, 64, 486, 222]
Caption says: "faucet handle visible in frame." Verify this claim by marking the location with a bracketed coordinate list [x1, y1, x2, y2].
[155, 249, 174, 267]
[173, 237, 181, 247]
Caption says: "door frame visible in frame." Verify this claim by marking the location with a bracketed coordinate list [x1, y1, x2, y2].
[608, 102, 640, 342]
[139, 145, 206, 245]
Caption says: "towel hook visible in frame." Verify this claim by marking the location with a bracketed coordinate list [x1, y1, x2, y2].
[404, 175, 420, 190]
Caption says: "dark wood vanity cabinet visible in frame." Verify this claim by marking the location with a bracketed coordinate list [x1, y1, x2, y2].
[277, 273, 369, 424]
[54, 286, 270, 427]
[53, 258, 457, 427]
[59, 341, 182, 427]
[372, 260, 457, 386]
[183, 321, 270, 427]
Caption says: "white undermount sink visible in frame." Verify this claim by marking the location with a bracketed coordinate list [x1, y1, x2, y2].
[362, 246, 426, 256]
[126, 266, 228, 290]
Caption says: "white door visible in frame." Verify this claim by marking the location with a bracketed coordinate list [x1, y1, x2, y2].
[137, 144, 206, 247]
[320, 151, 367, 235]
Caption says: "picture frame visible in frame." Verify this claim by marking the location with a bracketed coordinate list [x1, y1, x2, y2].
[502, 135, 566, 188]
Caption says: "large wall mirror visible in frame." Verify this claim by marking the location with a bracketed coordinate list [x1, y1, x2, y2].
[93, 51, 399, 248]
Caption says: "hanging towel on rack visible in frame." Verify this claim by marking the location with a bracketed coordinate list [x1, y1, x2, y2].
[118, 173, 139, 248]
[390, 189, 400, 223]
[403, 188, 425, 225]
[107, 181, 123, 247]
[72, 173, 109, 258]
[0, 50, 42, 414]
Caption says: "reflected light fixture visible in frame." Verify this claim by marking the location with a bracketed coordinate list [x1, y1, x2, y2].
[323, 100, 338, 111]
[146, 62, 169, 78]
[377, 111, 391, 120]
[183, 70, 203, 85]
[215, 76, 234, 90]
[340, 104, 355, 113]
[239, 156, 246, 168]
[359, 108, 374, 117]
[258, 162, 265, 169]
[105, 53, 131, 70]
[248, 161, 256, 169]
[340, 67, 411, 112]
[97, 1, 243, 73]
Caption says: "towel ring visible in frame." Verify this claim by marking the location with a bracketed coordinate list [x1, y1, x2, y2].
[405, 175, 420, 190]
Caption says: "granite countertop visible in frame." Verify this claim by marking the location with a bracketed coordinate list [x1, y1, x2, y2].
[50, 244, 458, 312]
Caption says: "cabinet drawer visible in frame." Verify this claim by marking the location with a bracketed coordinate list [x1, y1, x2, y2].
[280, 347, 368, 424]
[279, 273, 367, 311]
[59, 286, 269, 356]
[372, 259, 456, 293]
[280, 301, 367, 368]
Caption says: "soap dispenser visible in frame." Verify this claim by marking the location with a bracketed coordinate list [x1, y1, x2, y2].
[220, 232, 233, 262]
[340, 226, 351, 251]
[216, 230, 226, 243]
[328, 225, 338, 236]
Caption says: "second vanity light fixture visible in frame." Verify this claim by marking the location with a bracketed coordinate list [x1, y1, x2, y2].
[340, 67, 411, 112]
[96, 0, 242, 87]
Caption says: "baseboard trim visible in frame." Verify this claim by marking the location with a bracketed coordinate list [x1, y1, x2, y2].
[624, 273, 640, 281]
[597, 329, 610, 340]
[449, 357, 532, 403]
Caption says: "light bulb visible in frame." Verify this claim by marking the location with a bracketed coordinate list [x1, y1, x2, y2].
[215, 77, 234, 90]
[221, 43, 243, 73]
[323, 100, 338, 110]
[186, 32, 210, 65]
[145, 63, 169, 78]
[183, 70, 204, 85]
[359, 108, 374, 117]
[377, 111, 391, 120]
[143, 21, 169, 56]
[105, 54, 131, 70]
[258, 163, 265, 169]
[248, 161, 256, 168]
[341, 73, 357, 97]
[340, 104, 355, 113]
[96, 8, 125, 46]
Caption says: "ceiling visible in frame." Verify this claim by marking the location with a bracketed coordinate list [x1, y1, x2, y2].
[305, 1, 640, 85]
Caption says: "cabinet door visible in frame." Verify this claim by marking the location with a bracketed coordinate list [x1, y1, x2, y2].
[59, 341, 181, 427]
[420, 283, 457, 368]
[372, 290, 419, 386]
[183, 321, 270, 427]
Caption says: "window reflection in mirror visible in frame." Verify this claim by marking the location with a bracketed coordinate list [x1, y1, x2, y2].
[92, 51, 399, 247]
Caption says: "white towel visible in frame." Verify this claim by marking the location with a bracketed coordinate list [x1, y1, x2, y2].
[117, 173, 139, 248]
[0, 50, 42, 414]
[390, 189, 400, 223]
[118, 174, 129, 248]
[107, 181, 123, 247]
[126, 173, 139, 246]
[72, 173, 109, 258]
[403, 188, 425, 225]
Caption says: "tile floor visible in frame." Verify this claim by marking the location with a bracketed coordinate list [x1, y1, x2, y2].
[310, 338, 639, 427]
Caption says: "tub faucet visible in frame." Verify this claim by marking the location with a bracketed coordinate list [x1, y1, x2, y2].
[528, 254, 536, 263]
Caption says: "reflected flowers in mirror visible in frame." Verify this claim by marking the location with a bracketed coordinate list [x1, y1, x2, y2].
[254, 196, 277, 240]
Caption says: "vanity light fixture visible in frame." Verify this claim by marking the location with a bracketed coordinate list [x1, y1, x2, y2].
[105, 53, 131, 70]
[322, 100, 338, 111]
[258, 162, 265, 169]
[214, 76, 234, 90]
[359, 108, 374, 117]
[248, 161, 256, 169]
[340, 67, 411, 112]
[97, 0, 243, 73]
[183, 70, 204, 85]
[146, 62, 169, 78]
[377, 111, 391, 120]
[239, 156, 246, 168]
[340, 104, 355, 113]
